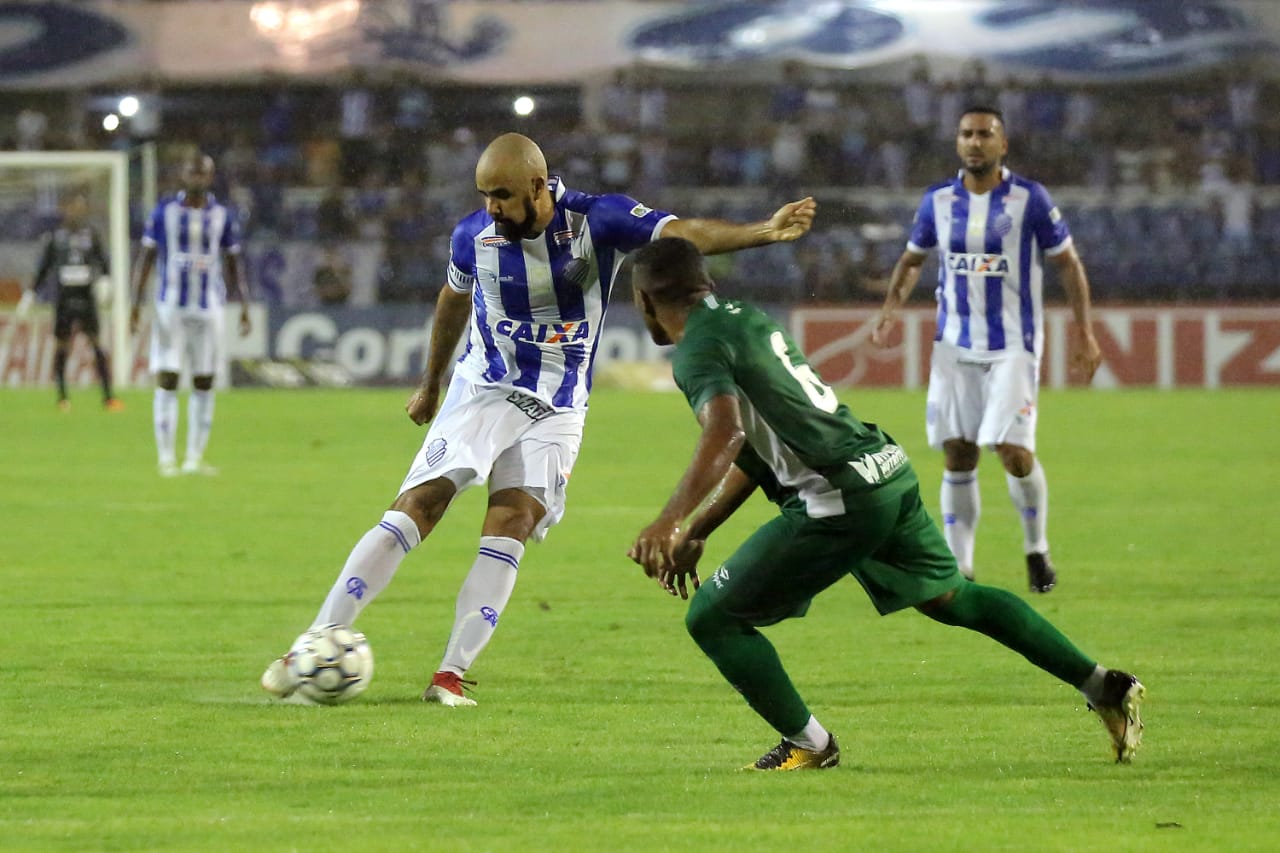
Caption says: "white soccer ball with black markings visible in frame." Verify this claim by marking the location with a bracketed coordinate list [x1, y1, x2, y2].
[286, 623, 374, 705]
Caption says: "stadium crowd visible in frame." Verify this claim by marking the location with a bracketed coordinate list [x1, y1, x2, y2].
[3, 58, 1276, 304]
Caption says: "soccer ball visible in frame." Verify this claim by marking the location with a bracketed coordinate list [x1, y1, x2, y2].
[286, 623, 374, 705]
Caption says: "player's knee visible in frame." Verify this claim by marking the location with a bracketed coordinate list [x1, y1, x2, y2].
[482, 489, 546, 541]
[684, 592, 739, 649]
[392, 479, 455, 535]
[995, 444, 1034, 477]
[156, 372, 180, 391]
[192, 375, 215, 391]
[943, 440, 979, 471]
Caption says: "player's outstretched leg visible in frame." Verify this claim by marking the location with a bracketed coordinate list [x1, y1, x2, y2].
[262, 510, 422, 700]
[920, 581, 1145, 761]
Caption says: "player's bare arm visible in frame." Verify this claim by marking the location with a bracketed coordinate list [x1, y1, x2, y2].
[629, 394, 745, 579]
[406, 284, 473, 425]
[662, 197, 816, 255]
[224, 253, 252, 337]
[128, 245, 158, 334]
[658, 464, 759, 598]
[871, 249, 926, 348]
[1051, 245, 1102, 382]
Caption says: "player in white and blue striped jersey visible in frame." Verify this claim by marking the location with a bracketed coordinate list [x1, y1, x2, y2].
[129, 152, 252, 478]
[872, 107, 1101, 594]
[262, 132, 817, 705]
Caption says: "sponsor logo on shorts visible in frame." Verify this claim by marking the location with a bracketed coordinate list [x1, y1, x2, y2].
[506, 390, 556, 422]
[848, 444, 908, 485]
[426, 437, 448, 466]
[480, 606, 499, 627]
[346, 577, 368, 600]
[710, 566, 730, 589]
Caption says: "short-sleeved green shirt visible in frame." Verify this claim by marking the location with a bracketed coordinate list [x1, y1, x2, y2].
[672, 295, 915, 516]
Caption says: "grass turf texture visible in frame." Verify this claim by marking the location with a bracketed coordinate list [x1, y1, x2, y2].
[2, 386, 1278, 852]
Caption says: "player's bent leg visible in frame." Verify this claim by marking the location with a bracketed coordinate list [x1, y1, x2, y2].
[425, 488, 544, 706]
[685, 590, 813, 749]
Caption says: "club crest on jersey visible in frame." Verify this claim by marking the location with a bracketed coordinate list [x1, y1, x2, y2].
[494, 318, 590, 345]
[946, 252, 1011, 276]
[993, 212, 1013, 236]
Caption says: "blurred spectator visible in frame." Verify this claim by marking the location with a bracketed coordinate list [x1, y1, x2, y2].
[339, 70, 377, 185]
[769, 61, 807, 124]
[16, 108, 48, 150]
[316, 182, 354, 240]
[313, 248, 353, 306]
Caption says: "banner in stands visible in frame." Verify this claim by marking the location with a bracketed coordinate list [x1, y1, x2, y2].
[792, 306, 1280, 389]
[0, 0, 1275, 89]
[3, 305, 1280, 389]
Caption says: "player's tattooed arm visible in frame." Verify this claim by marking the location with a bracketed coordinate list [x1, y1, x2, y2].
[662, 197, 816, 255]
[407, 285, 473, 425]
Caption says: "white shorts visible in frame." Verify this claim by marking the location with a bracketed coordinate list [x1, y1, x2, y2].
[399, 375, 585, 542]
[925, 343, 1039, 452]
[149, 305, 223, 377]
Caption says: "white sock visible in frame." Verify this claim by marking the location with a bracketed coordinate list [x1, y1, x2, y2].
[153, 388, 179, 466]
[941, 470, 980, 578]
[1079, 664, 1108, 706]
[313, 510, 421, 627]
[787, 715, 831, 751]
[185, 389, 215, 463]
[438, 536, 523, 675]
[1006, 459, 1049, 554]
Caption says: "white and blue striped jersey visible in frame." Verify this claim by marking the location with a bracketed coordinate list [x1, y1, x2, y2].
[446, 177, 674, 411]
[141, 192, 241, 313]
[907, 167, 1071, 359]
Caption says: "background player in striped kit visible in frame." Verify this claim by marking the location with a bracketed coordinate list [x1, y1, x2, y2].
[19, 192, 122, 412]
[130, 152, 252, 477]
[871, 106, 1101, 593]
[261, 132, 817, 705]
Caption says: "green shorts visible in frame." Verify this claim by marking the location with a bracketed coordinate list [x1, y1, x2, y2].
[700, 475, 963, 625]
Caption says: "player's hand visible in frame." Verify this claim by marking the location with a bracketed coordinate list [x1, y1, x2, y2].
[870, 309, 897, 348]
[628, 516, 679, 575]
[1070, 323, 1102, 383]
[766, 197, 816, 243]
[15, 290, 34, 319]
[238, 306, 252, 337]
[405, 383, 441, 425]
[129, 304, 141, 335]
[657, 536, 703, 599]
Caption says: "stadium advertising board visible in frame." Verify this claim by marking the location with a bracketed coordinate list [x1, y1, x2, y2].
[4, 305, 1280, 389]
[0, 1, 1274, 88]
[792, 307, 1280, 389]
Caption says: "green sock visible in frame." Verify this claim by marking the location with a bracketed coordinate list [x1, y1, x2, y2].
[926, 581, 1096, 687]
[685, 591, 810, 737]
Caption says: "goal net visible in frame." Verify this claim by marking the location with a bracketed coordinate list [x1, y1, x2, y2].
[0, 151, 132, 390]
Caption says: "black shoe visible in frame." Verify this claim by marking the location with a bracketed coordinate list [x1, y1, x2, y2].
[746, 734, 840, 771]
[1027, 552, 1056, 593]
[1088, 671, 1146, 763]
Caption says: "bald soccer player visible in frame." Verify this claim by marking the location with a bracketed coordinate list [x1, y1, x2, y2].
[262, 132, 817, 705]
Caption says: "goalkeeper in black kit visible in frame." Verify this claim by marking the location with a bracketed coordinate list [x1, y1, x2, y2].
[18, 193, 123, 411]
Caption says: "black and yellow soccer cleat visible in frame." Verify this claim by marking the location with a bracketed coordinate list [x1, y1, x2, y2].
[1089, 670, 1146, 763]
[746, 735, 840, 771]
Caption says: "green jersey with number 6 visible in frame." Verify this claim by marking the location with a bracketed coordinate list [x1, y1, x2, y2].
[671, 295, 915, 516]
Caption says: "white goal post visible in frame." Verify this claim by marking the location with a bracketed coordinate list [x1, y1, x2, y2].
[0, 150, 131, 390]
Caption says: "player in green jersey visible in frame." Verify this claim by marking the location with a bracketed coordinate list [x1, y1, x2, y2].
[626, 237, 1144, 771]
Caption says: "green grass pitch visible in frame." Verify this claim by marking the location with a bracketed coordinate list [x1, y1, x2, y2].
[2, 385, 1278, 851]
